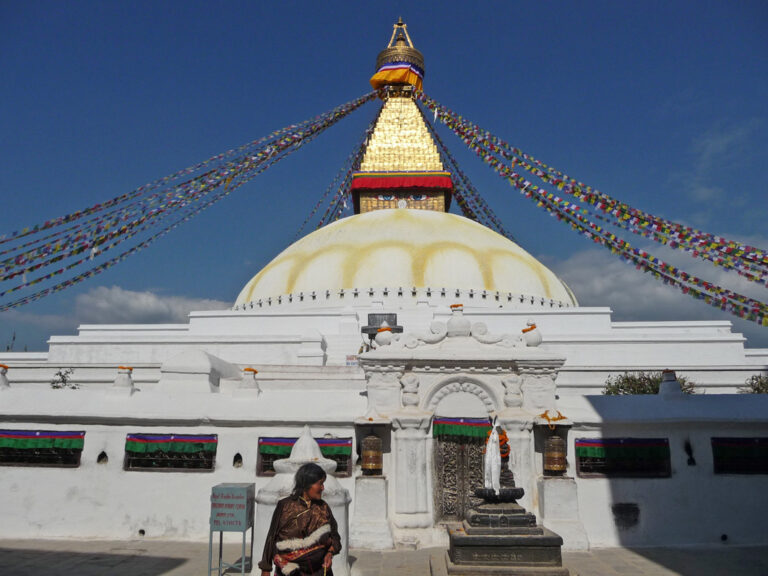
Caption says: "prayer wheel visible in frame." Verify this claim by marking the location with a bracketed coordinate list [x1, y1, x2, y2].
[361, 434, 383, 476]
[544, 435, 567, 476]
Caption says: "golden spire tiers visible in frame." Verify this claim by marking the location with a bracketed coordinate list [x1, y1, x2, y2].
[353, 19, 453, 214]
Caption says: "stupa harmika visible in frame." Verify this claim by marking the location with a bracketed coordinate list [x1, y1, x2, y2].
[0, 19, 766, 567]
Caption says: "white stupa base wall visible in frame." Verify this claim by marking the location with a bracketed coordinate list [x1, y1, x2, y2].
[538, 477, 590, 550]
[349, 476, 394, 549]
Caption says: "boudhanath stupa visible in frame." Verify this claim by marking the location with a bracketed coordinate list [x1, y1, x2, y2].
[0, 19, 766, 568]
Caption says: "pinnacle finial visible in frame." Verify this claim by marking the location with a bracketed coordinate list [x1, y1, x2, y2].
[388, 17, 415, 48]
[370, 19, 425, 91]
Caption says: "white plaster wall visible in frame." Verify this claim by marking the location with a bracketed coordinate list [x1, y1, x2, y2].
[47, 338, 314, 366]
[0, 376, 765, 548]
[3, 301, 764, 392]
[571, 423, 768, 548]
[0, 300, 767, 548]
[0, 424, 358, 540]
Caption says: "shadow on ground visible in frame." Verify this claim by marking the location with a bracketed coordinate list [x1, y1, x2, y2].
[563, 545, 768, 576]
[0, 547, 187, 576]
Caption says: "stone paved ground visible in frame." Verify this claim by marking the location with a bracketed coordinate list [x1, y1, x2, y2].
[0, 539, 766, 575]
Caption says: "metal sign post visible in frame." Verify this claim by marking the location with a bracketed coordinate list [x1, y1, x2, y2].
[208, 483, 255, 576]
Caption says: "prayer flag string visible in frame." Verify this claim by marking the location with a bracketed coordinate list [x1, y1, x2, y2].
[299, 106, 382, 235]
[419, 103, 515, 242]
[0, 92, 377, 310]
[1, 93, 377, 281]
[415, 92, 768, 282]
[0, 93, 377, 247]
[414, 92, 768, 327]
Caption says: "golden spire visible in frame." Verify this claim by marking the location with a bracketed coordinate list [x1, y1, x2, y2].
[351, 19, 453, 214]
[358, 98, 444, 173]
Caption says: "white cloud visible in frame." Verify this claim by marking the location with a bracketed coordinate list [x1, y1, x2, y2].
[2, 309, 79, 331]
[676, 118, 762, 205]
[0, 286, 231, 350]
[73, 286, 229, 324]
[691, 119, 761, 169]
[548, 245, 768, 348]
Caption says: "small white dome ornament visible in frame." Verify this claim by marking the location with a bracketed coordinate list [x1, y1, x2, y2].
[446, 303, 471, 337]
[113, 366, 134, 388]
[521, 319, 542, 347]
[374, 322, 393, 347]
[659, 369, 684, 398]
[109, 366, 137, 396]
[240, 367, 262, 395]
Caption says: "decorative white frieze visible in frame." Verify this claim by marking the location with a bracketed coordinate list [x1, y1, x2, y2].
[400, 373, 420, 408]
[502, 374, 523, 408]
[518, 360, 563, 414]
[370, 305, 544, 352]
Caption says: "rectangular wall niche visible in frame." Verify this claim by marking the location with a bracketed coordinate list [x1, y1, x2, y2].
[575, 438, 671, 478]
[123, 433, 217, 471]
[0, 430, 84, 468]
[711, 437, 768, 474]
[257, 437, 353, 477]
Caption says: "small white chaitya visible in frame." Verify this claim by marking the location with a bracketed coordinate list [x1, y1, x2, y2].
[255, 426, 351, 576]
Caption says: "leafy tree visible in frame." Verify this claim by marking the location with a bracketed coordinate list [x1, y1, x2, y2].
[739, 374, 768, 394]
[603, 371, 695, 395]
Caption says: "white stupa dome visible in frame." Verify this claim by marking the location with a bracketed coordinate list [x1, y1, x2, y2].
[235, 209, 577, 307]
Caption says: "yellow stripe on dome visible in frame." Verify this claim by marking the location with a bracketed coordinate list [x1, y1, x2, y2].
[234, 210, 577, 307]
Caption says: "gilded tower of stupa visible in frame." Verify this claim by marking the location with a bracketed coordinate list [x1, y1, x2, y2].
[351, 18, 453, 214]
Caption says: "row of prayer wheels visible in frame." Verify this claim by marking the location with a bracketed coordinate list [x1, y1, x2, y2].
[360, 432, 567, 476]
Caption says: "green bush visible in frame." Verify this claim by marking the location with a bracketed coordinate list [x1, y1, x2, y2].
[603, 371, 695, 395]
[739, 374, 768, 394]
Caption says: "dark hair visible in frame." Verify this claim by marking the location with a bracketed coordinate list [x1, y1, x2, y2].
[291, 463, 327, 499]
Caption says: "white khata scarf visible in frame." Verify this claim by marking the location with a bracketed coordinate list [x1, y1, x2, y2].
[484, 419, 501, 494]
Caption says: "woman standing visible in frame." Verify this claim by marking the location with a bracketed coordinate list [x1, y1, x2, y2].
[259, 463, 341, 576]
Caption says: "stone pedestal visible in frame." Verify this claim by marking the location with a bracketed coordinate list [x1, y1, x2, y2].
[431, 487, 569, 576]
[391, 412, 432, 528]
[537, 477, 589, 550]
[349, 476, 394, 549]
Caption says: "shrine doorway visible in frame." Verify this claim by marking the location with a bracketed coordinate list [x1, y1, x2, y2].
[430, 389, 493, 522]
[433, 430, 487, 521]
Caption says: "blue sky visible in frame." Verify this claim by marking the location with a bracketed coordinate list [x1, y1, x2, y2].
[1, 1, 767, 350]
